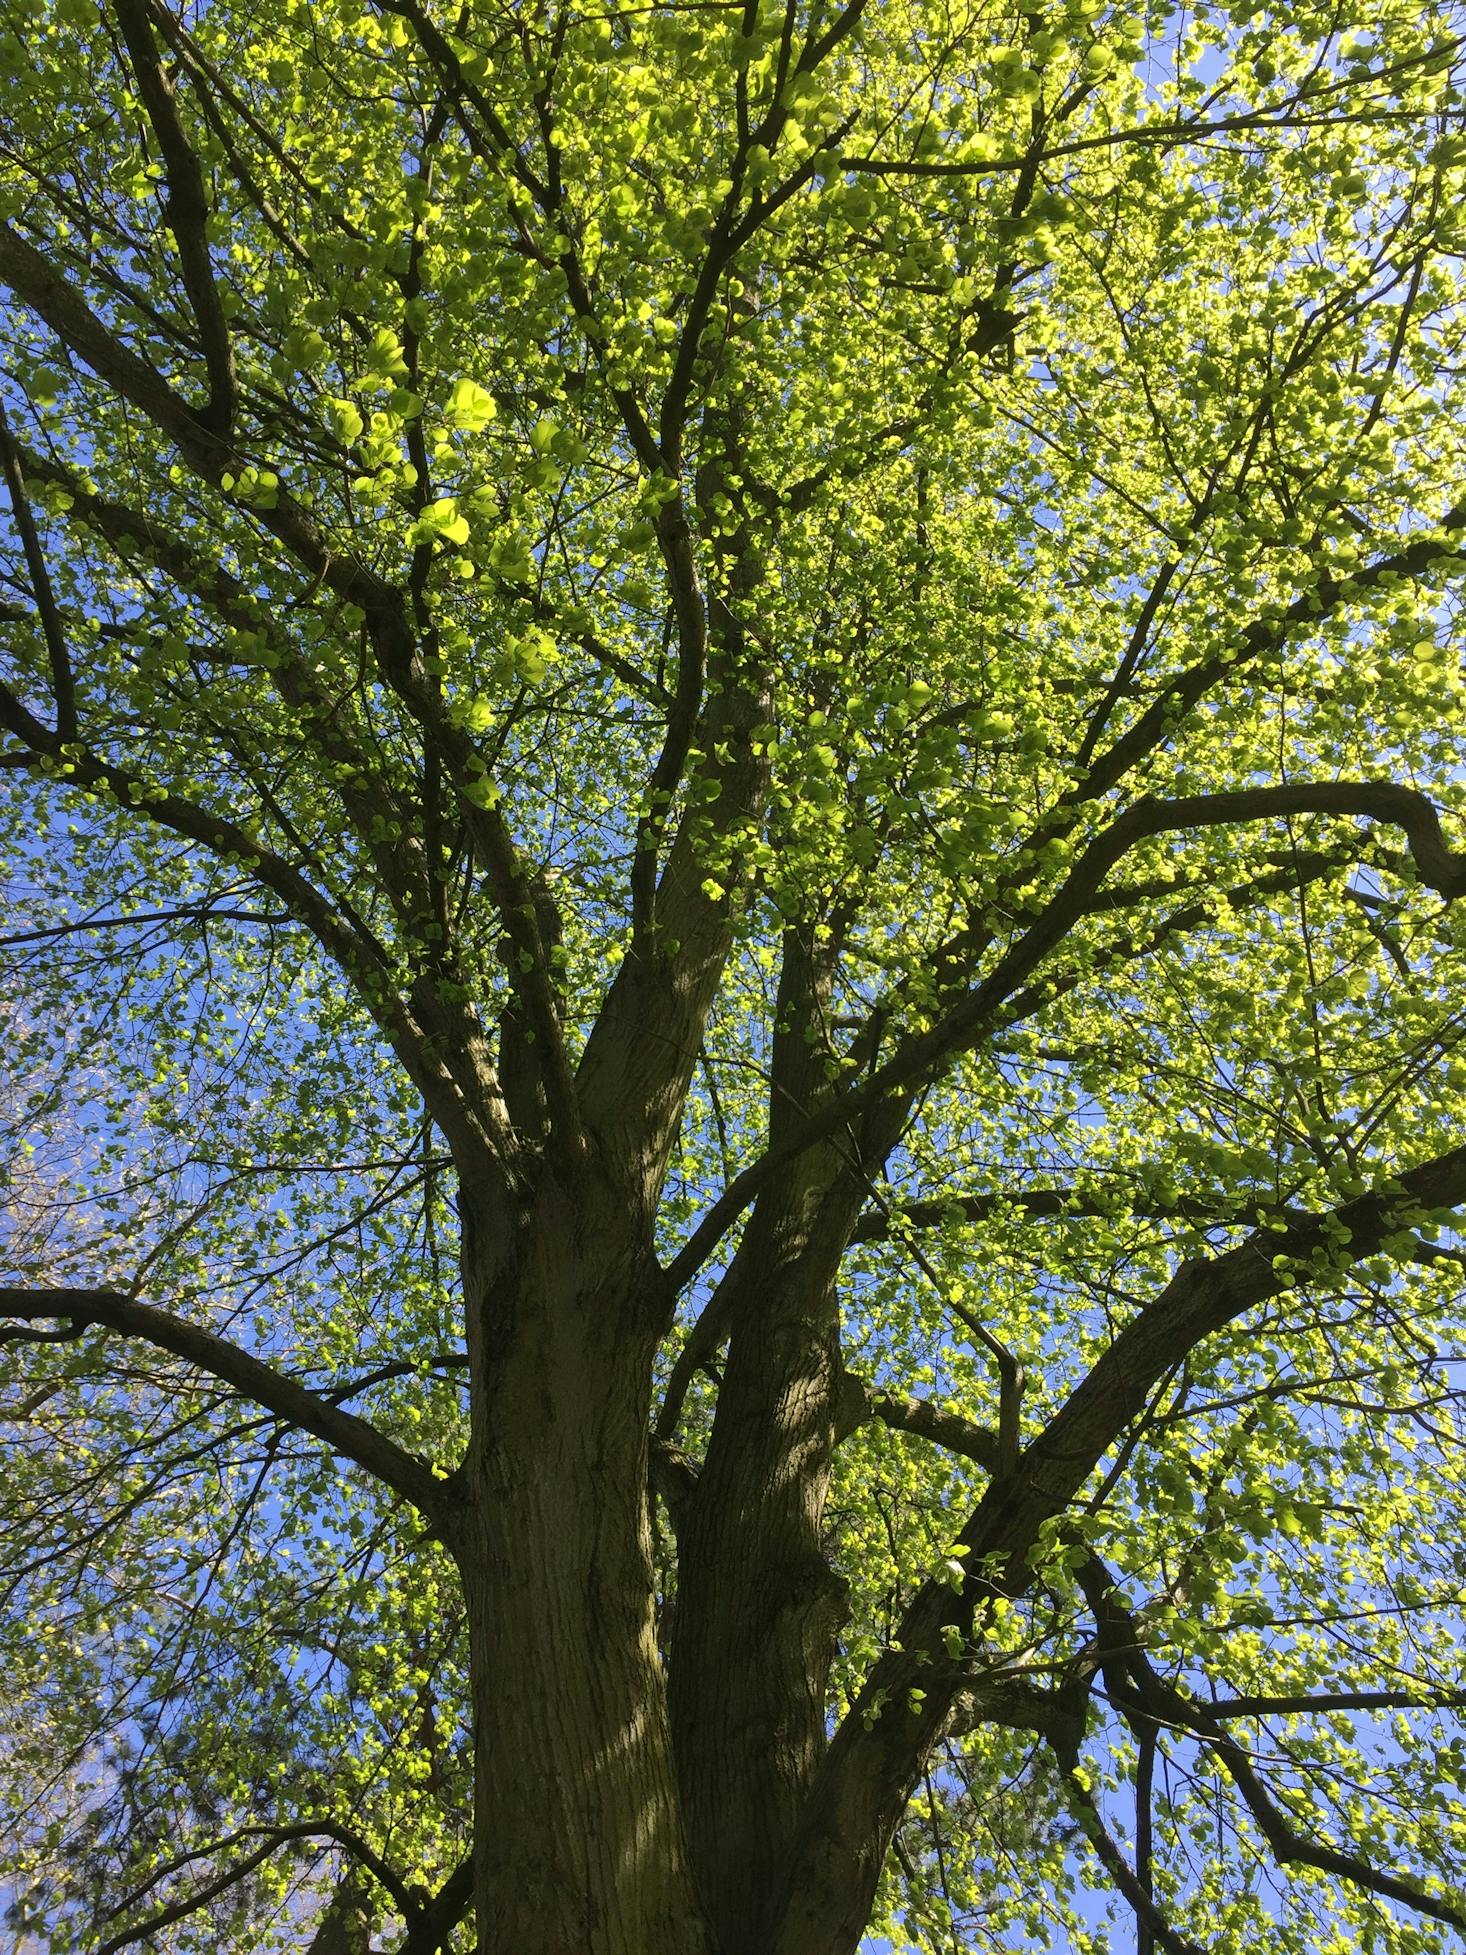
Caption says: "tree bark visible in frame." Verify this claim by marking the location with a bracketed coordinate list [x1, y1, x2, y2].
[667, 927, 905, 1949]
[454, 1169, 712, 1955]
[667, 1202, 849, 1949]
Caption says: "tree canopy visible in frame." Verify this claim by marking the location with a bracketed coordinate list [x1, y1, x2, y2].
[3, 0, 1466, 1949]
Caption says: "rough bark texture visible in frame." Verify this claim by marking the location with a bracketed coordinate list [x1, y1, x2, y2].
[667, 1187, 848, 1948]
[667, 928, 910, 1950]
[456, 1171, 711, 1955]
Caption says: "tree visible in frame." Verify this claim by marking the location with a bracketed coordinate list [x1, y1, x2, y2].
[2, 0, 1466, 1947]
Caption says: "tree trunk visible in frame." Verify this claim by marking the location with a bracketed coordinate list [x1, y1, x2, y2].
[666, 929, 873, 1951]
[454, 1170, 713, 1955]
[667, 1231, 847, 1950]
[306, 1877, 375, 1955]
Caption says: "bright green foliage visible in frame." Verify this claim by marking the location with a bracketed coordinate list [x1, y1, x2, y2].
[3, 0, 1466, 1950]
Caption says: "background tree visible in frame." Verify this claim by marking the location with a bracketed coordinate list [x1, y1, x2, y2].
[3, 0, 1466, 1950]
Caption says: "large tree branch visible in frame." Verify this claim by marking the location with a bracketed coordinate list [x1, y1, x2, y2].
[663, 917, 878, 1950]
[576, 542, 772, 1189]
[0, 1286, 453, 1526]
[660, 838, 1358, 1438]
[0, 241, 392, 717]
[766, 1138, 1466, 1955]
[666, 774, 1466, 1295]
[1077, 1558, 1466, 1935]
[0, 230, 435, 716]
[1203, 1688, 1466, 1719]
[885, 783, 1462, 1104]
[853, 1185, 1462, 1269]
[654, 918, 874, 1440]
[841, 506, 1466, 1087]
[0, 221, 207, 446]
[841, 1376, 1001, 1470]
[398, 1857, 473, 1955]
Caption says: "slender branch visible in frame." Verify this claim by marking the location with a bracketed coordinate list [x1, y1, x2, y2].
[0, 400, 75, 738]
[1070, 510, 1466, 812]
[0, 1287, 453, 1526]
[110, 0, 238, 433]
[1059, 1764, 1206, 1955]
[369, 0, 549, 202]
[107, 1818, 421, 1931]
[96, 1836, 301, 1954]
[656, 0, 866, 463]
[0, 1321, 88, 1346]
[0, 901, 290, 948]
[7, 441, 543, 1157]
[630, 499, 709, 949]
[1204, 1688, 1466, 1719]
[858, 1175, 1025, 1471]
[1135, 1728, 1157, 1955]
[96, 1818, 426, 1955]
[0, 226, 413, 632]
[843, 47, 1463, 177]
[1073, 557, 1178, 774]
[853, 1185, 1175, 1241]
[0, 673, 506, 1161]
